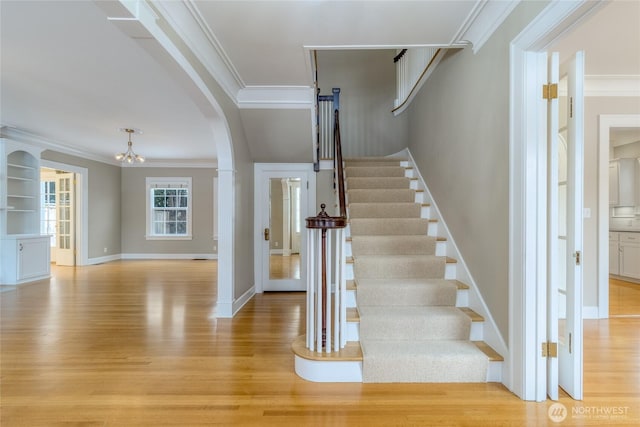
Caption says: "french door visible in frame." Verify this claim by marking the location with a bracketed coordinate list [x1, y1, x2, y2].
[56, 172, 75, 266]
[547, 51, 584, 400]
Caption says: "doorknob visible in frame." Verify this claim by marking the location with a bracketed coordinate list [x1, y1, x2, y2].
[264, 228, 270, 241]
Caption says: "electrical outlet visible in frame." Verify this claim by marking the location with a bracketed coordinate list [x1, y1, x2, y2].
[103, 247, 107, 253]
[213, 244, 217, 251]
[275, 242, 279, 247]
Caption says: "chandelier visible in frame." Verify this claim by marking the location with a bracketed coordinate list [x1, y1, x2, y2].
[115, 128, 145, 164]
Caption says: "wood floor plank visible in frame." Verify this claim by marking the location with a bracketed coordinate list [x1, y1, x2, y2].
[1, 261, 639, 426]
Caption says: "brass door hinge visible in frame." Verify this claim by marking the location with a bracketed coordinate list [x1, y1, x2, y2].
[542, 342, 558, 358]
[542, 83, 558, 100]
[574, 250, 581, 266]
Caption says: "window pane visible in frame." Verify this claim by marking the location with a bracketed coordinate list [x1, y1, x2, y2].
[148, 181, 191, 237]
[154, 222, 164, 235]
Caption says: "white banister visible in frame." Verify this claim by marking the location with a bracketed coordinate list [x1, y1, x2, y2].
[305, 206, 347, 353]
[394, 47, 442, 115]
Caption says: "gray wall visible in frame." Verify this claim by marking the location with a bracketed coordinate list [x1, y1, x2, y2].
[406, 1, 548, 341]
[41, 150, 121, 259]
[317, 49, 408, 157]
[120, 167, 216, 255]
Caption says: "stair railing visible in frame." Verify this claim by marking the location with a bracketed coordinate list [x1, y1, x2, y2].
[305, 107, 347, 352]
[393, 47, 442, 116]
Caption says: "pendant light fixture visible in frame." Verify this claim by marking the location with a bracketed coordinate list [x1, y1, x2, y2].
[115, 128, 145, 164]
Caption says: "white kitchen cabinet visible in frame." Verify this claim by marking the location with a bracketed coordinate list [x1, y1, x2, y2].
[619, 232, 640, 280]
[609, 158, 637, 207]
[609, 232, 620, 275]
[1, 235, 50, 284]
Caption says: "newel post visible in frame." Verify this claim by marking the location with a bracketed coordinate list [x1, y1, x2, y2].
[306, 203, 346, 349]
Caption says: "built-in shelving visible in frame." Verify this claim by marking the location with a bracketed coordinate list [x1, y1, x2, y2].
[5, 150, 39, 234]
[1, 139, 51, 285]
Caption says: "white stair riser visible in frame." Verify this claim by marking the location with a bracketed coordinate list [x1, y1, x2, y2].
[295, 357, 363, 382]
[347, 289, 357, 307]
[347, 321, 359, 341]
[487, 361, 502, 382]
[456, 289, 469, 307]
[428, 221, 438, 236]
[445, 263, 456, 280]
[470, 322, 483, 341]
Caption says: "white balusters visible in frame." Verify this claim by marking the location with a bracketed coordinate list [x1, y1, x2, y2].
[305, 227, 347, 353]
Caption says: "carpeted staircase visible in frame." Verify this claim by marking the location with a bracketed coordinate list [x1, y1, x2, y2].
[345, 157, 490, 383]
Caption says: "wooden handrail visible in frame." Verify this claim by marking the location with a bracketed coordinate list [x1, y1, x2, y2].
[334, 109, 346, 218]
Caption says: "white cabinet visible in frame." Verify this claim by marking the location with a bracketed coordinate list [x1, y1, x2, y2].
[1, 235, 51, 284]
[609, 232, 620, 275]
[619, 232, 640, 280]
[609, 158, 638, 207]
[1, 139, 50, 285]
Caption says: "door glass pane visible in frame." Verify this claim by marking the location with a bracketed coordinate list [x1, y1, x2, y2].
[269, 178, 301, 280]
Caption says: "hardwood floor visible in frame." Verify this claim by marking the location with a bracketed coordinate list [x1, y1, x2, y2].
[1, 261, 639, 426]
[269, 254, 300, 280]
[609, 278, 640, 316]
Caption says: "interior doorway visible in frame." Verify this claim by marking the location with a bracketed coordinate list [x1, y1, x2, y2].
[254, 163, 316, 293]
[40, 167, 76, 266]
[40, 160, 87, 266]
[598, 116, 640, 317]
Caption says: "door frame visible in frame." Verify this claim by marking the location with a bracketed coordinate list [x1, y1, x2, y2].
[40, 160, 88, 266]
[508, 0, 603, 401]
[253, 163, 316, 293]
[597, 114, 640, 319]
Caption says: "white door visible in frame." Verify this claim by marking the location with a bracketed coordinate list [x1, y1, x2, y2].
[255, 165, 315, 292]
[56, 173, 75, 266]
[546, 52, 560, 401]
[558, 51, 585, 400]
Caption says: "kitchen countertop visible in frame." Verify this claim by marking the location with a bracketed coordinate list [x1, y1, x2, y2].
[610, 229, 640, 233]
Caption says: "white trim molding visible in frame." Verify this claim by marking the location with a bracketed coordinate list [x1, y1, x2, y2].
[508, 0, 605, 402]
[456, 0, 521, 53]
[597, 114, 640, 320]
[237, 86, 315, 109]
[585, 75, 640, 97]
[121, 253, 216, 260]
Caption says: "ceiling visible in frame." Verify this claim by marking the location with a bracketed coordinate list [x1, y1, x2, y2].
[0, 0, 483, 165]
[1, 1, 639, 166]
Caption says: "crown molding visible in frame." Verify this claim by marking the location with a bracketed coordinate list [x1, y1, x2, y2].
[0, 127, 217, 168]
[584, 75, 640, 97]
[127, 159, 218, 169]
[0, 127, 119, 165]
[151, 0, 244, 103]
[237, 86, 314, 109]
[455, 0, 521, 53]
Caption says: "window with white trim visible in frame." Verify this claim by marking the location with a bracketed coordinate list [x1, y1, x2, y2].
[146, 177, 192, 240]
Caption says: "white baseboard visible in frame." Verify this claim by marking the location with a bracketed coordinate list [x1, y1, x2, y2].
[270, 249, 283, 255]
[233, 285, 256, 315]
[582, 306, 599, 320]
[121, 253, 217, 260]
[85, 254, 121, 265]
